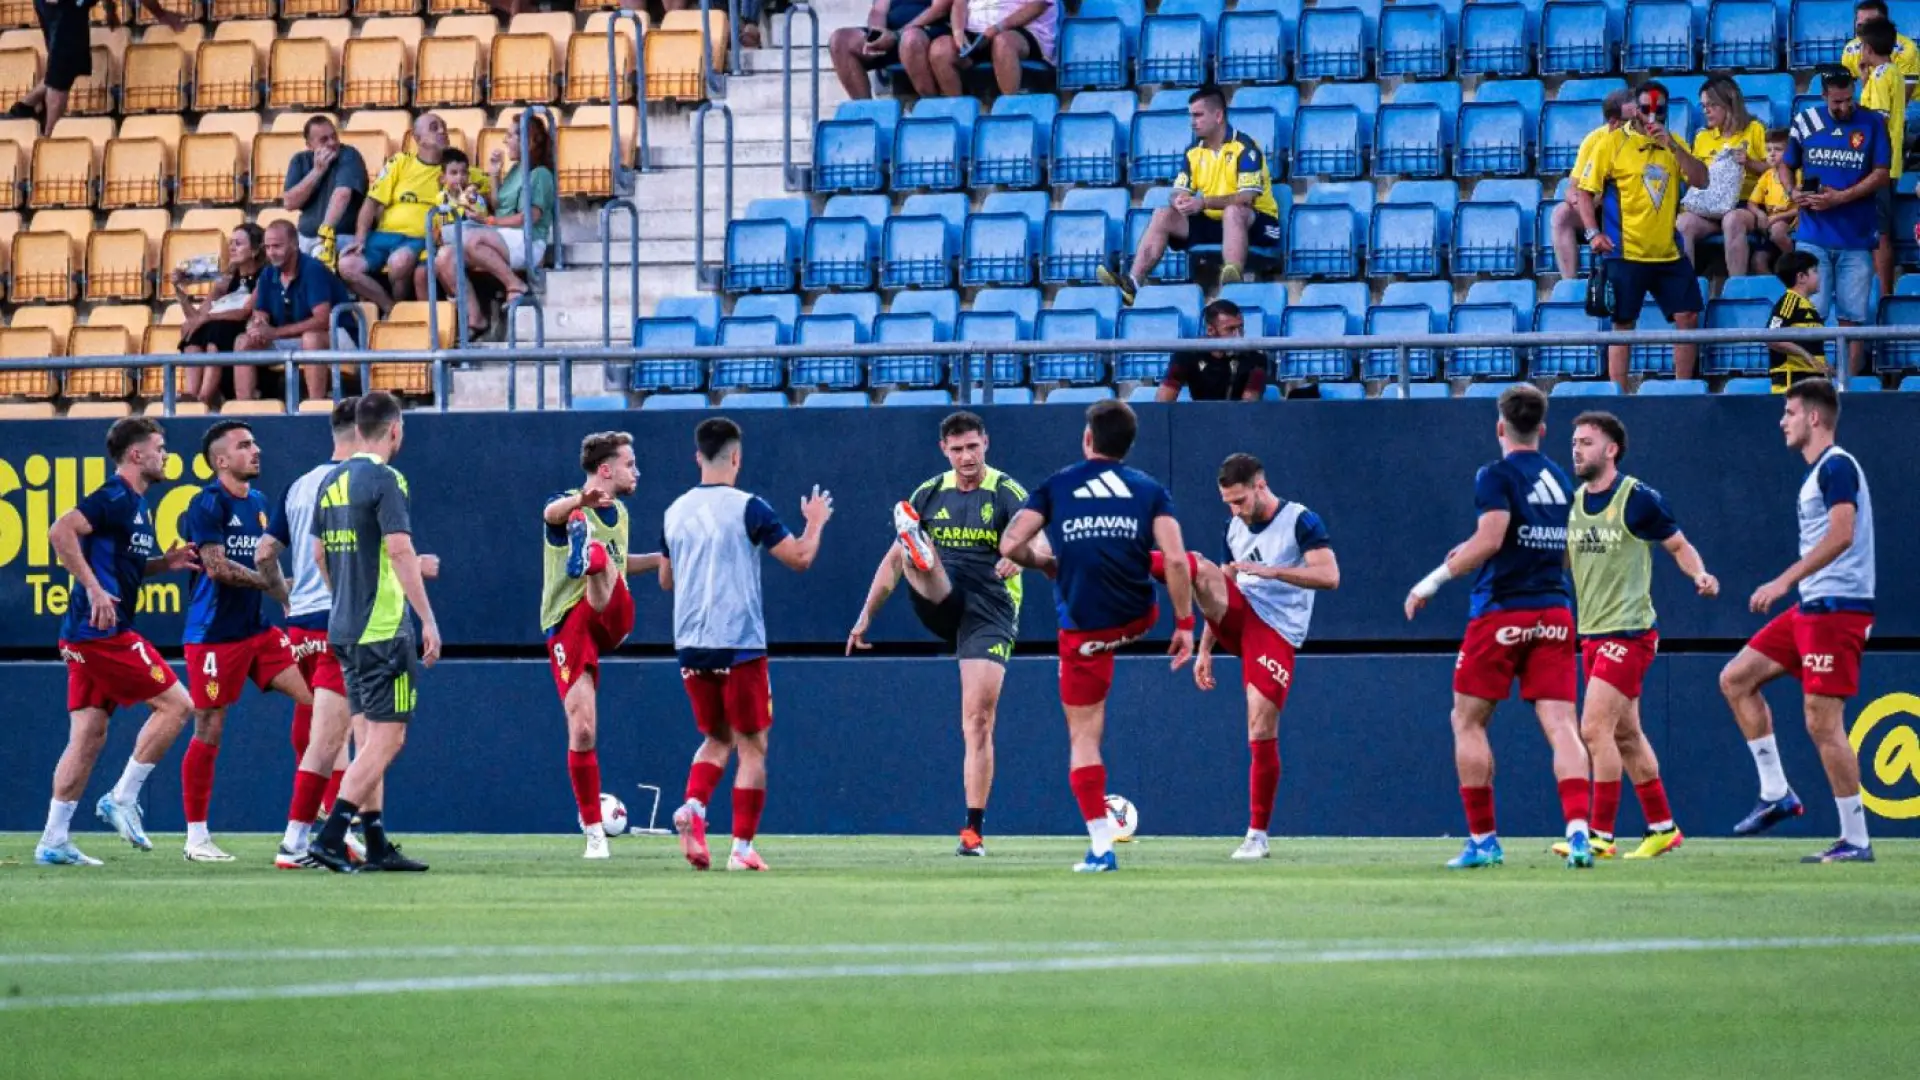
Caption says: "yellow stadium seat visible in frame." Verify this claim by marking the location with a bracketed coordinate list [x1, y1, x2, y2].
[177, 113, 255, 206]
[136, 0, 202, 25]
[568, 13, 641, 105]
[87, 304, 154, 336]
[139, 328, 190, 397]
[182, 207, 245, 235]
[249, 131, 305, 206]
[297, 397, 335, 414]
[0, 401, 57, 417]
[0, 115, 35, 151]
[474, 107, 521, 174]
[160, 215, 231, 300]
[354, 0, 421, 16]
[122, 25, 200, 113]
[416, 15, 495, 108]
[0, 1, 33, 31]
[71, 28, 132, 117]
[0, 317, 60, 399]
[491, 13, 571, 105]
[374, 304, 449, 398]
[575, 0, 628, 11]
[429, 0, 490, 14]
[194, 22, 274, 112]
[282, 0, 348, 18]
[86, 208, 167, 302]
[100, 114, 180, 209]
[557, 105, 636, 198]
[0, 208, 17, 279]
[343, 17, 423, 109]
[646, 10, 727, 103]
[0, 140, 19, 211]
[211, 0, 275, 19]
[12, 303, 74, 341]
[220, 399, 285, 415]
[68, 400, 134, 417]
[343, 109, 407, 165]
[267, 35, 336, 111]
[30, 117, 112, 209]
[387, 300, 457, 342]
[145, 401, 210, 415]
[65, 327, 136, 400]
[11, 210, 88, 302]
[256, 206, 298, 233]
[419, 107, 486, 158]
[0, 31, 40, 110]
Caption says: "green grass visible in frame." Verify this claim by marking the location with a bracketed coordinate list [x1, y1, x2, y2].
[3, 833, 1916, 1078]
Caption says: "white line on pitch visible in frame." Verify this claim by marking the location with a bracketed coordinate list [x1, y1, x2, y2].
[3, 935, 1916, 1012]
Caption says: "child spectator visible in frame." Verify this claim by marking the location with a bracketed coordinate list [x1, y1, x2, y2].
[1767, 250, 1830, 392]
[1748, 129, 1798, 274]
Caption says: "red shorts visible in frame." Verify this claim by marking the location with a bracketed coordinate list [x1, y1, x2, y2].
[288, 625, 345, 697]
[1453, 607, 1578, 704]
[1580, 631, 1660, 700]
[1746, 605, 1875, 699]
[1210, 575, 1296, 710]
[547, 579, 636, 700]
[186, 628, 300, 710]
[60, 631, 179, 714]
[682, 655, 773, 737]
[1056, 608, 1158, 709]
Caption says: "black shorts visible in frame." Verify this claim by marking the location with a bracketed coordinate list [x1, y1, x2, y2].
[1604, 255, 1703, 326]
[1876, 184, 1895, 240]
[37, 1, 93, 93]
[1170, 210, 1285, 256]
[334, 638, 421, 723]
[864, 22, 950, 67]
[910, 588, 1016, 666]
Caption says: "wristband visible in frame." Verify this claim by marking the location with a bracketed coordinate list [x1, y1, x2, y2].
[1175, 614, 1196, 631]
[1410, 563, 1453, 601]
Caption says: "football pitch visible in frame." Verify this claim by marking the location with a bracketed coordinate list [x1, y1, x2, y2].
[2, 834, 1915, 1079]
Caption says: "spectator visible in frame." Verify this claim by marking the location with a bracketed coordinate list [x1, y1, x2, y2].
[1573, 80, 1709, 390]
[833, 0, 952, 99]
[1844, 0, 1920, 89]
[410, 148, 487, 305]
[1782, 68, 1890, 375]
[1156, 300, 1267, 402]
[176, 224, 269, 406]
[8, 1, 180, 136]
[240, 221, 364, 402]
[664, 0, 762, 49]
[339, 112, 450, 315]
[1675, 78, 1768, 276]
[1551, 89, 1637, 282]
[1855, 17, 1906, 298]
[1100, 86, 1283, 300]
[434, 115, 558, 336]
[1747, 129, 1798, 274]
[282, 116, 368, 271]
[1766, 250, 1831, 392]
[925, 0, 1056, 97]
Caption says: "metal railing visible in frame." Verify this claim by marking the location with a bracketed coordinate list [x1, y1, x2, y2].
[781, 1, 820, 191]
[690, 0, 736, 292]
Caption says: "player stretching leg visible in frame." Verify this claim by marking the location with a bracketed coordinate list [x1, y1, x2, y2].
[847, 411, 1039, 856]
[36, 418, 200, 865]
[1405, 386, 1592, 870]
[664, 419, 832, 871]
[1000, 401, 1195, 874]
[307, 393, 442, 873]
[176, 422, 313, 862]
[1720, 379, 1878, 863]
[1553, 412, 1717, 862]
[541, 432, 663, 859]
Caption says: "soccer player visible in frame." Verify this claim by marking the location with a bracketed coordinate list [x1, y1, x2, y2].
[1160, 454, 1339, 860]
[1403, 385, 1594, 870]
[35, 417, 200, 866]
[999, 400, 1196, 873]
[178, 421, 312, 862]
[306, 392, 441, 873]
[541, 431, 663, 860]
[663, 418, 833, 872]
[1720, 379, 1879, 863]
[847, 411, 1043, 856]
[1555, 412, 1719, 862]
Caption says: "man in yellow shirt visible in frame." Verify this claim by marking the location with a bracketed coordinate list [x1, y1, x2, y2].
[1573, 81, 1710, 390]
[339, 112, 451, 315]
[1551, 89, 1636, 282]
[1855, 16, 1907, 297]
[1843, 0, 1920, 100]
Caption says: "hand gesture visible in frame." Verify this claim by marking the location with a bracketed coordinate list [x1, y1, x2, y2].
[161, 541, 200, 574]
[1172, 192, 1202, 216]
[339, 237, 364, 258]
[86, 584, 120, 631]
[313, 143, 337, 171]
[1695, 571, 1720, 598]
[994, 557, 1020, 580]
[1404, 591, 1429, 621]
[1589, 232, 1617, 256]
[1193, 650, 1215, 691]
[1749, 578, 1790, 615]
[1228, 561, 1274, 580]
[579, 487, 615, 510]
[1168, 626, 1195, 671]
[420, 621, 443, 668]
[418, 554, 441, 579]
[846, 611, 872, 655]
[489, 148, 506, 171]
[801, 485, 834, 527]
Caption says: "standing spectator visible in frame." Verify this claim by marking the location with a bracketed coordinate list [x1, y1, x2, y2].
[339, 113, 450, 315]
[833, 0, 952, 99]
[240, 222, 364, 402]
[1844, 0, 1920, 90]
[176, 224, 269, 406]
[1551, 90, 1637, 282]
[1573, 81, 1709, 389]
[1747, 129, 1799, 274]
[283, 116, 368, 270]
[925, 0, 1056, 98]
[1766, 250, 1831, 392]
[1675, 78, 1768, 277]
[1782, 69, 1890, 376]
[434, 115, 558, 336]
[1100, 86, 1283, 300]
[1855, 17, 1906, 298]
[1155, 300, 1267, 402]
[8, 0, 181, 135]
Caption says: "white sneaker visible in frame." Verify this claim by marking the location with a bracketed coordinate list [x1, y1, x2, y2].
[892, 501, 937, 572]
[584, 831, 611, 860]
[183, 838, 236, 862]
[275, 843, 318, 870]
[1230, 836, 1270, 861]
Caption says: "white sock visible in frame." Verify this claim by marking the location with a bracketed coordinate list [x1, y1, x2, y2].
[283, 821, 310, 849]
[1566, 818, 1590, 839]
[1837, 795, 1871, 848]
[1746, 736, 1791, 801]
[1647, 818, 1675, 833]
[1246, 829, 1268, 843]
[731, 838, 752, 856]
[1085, 815, 1116, 857]
[686, 798, 707, 819]
[186, 822, 210, 847]
[112, 759, 155, 805]
[1470, 831, 1495, 843]
[42, 799, 77, 846]
[585, 822, 606, 840]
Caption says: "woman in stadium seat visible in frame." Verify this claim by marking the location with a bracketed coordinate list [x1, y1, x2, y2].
[175, 223, 269, 406]
[434, 115, 557, 337]
[1676, 77, 1770, 278]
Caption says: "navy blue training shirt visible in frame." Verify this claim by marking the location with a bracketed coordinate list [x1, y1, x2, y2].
[1468, 450, 1574, 618]
[1023, 458, 1176, 632]
[60, 476, 158, 643]
[182, 482, 274, 645]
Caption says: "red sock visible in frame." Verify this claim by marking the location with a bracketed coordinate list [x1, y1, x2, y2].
[1069, 764, 1108, 823]
[586, 541, 609, 576]
[686, 760, 724, 805]
[1147, 551, 1199, 583]
[569, 749, 603, 825]
[288, 768, 328, 824]
[1591, 779, 1623, 837]
[181, 737, 219, 825]
[1558, 777, 1590, 827]
[322, 770, 345, 812]
[1460, 785, 1496, 836]
[292, 704, 312, 761]
[732, 786, 765, 841]
[1248, 738, 1280, 832]
[1635, 778, 1675, 828]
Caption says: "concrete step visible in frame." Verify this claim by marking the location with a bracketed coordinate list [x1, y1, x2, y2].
[720, 69, 852, 113]
[738, 44, 835, 75]
[621, 163, 787, 210]
[767, 0, 870, 47]
[646, 106, 820, 145]
[516, 265, 703, 341]
[648, 138, 812, 170]
[448, 360, 620, 411]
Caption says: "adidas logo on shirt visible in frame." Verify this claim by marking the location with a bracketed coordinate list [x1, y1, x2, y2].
[228, 514, 244, 527]
[1072, 470, 1134, 500]
[1526, 473, 1568, 506]
[933, 508, 951, 520]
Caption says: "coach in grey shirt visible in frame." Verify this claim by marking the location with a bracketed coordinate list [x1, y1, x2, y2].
[284, 115, 368, 260]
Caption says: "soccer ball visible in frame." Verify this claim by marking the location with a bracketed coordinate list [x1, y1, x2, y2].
[583, 793, 628, 837]
[1105, 794, 1139, 842]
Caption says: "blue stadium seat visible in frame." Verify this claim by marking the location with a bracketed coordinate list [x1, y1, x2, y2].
[1374, 100, 1446, 178]
[1549, 277, 1588, 303]
[883, 288, 960, 340]
[1370, 180, 1457, 278]
[972, 94, 1058, 188]
[1049, 386, 1119, 404]
[1297, 0, 1378, 80]
[1896, 195, 1920, 268]
[1901, 375, 1920, 391]
[1540, 0, 1615, 75]
[814, 99, 899, 194]
[1288, 182, 1372, 279]
[724, 198, 807, 293]
[1140, 0, 1224, 86]
[713, 294, 800, 391]
[1034, 307, 1112, 386]
[1058, 0, 1145, 90]
[1292, 84, 1378, 178]
[1216, 0, 1296, 84]
[1053, 284, 1125, 326]
[1845, 375, 1881, 393]
[1734, 73, 1794, 129]
[640, 393, 710, 410]
[1624, 0, 1697, 72]
[1229, 86, 1300, 176]
[1380, 381, 1451, 398]
[1129, 189, 1191, 284]
[1628, 308, 1676, 376]
[1707, 0, 1778, 70]
[1130, 107, 1194, 183]
[1703, 297, 1774, 375]
[881, 193, 968, 290]
[802, 194, 889, 291]
[1132, 283, 1203, 330]
[719, 391, 790, 408]
[800, 391, 870, 408]
[974, 286, 1042, 336]
[1218, 281, 1289, 336]
[1877, 296, 1920, 371]
[1551, 379, 1620, 396]
[1052, 91, 1136, 187]
[1449, 280, 1535, 378]
[1114, 308, 1186, 382]
[1532, 302, 1607, 377]
[1536, 177, 1594, 278]
[1722, 377, 1775, 394]
[1043, 187, 1128, 285]
[572, 394, 628, 410]
[871, 309, 947, 391]
[632, 295, 720, 392]
[884, 389, 956, 407]
[1789, 0, 1853, 68]
[961, 191, 1047, 287]
[954, 309, 1029, 389]
[1363, 281, 1445, 381]
[893, 97, 979, 192]
[1276, 281, 1365, 378]
[1557, 76, 1625, 102]
[1379, 0, 1453, 78]
[1722, 276, 1786, 303]
[1636, 379, 1707, 395]
[1317, 381, 1369, 399]
[1462, 381, 1520, 397]
[1455, 178, 1541, 277]
[1540, 99, 1601, 173]
[1460, 0, 1539, 76]
[793, 293, 878, 390]
[1457, 80, 1543, 176]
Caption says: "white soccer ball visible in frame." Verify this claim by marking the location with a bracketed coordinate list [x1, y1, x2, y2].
[584, 793, 628, 837]
[1106, 794, 1139, 842]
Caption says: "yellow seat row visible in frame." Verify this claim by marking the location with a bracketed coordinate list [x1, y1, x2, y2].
[0, 0, 638, 32]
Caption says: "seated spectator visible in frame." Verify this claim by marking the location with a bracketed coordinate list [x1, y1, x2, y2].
[176, 223, 269, 406]
[1855, 16, 1906, 298]
[433, 115, 557, 336]
[833, 0, 952, 99]
[339, 112, 450, 315]
[240, 222, 364, 402]
[925, 0, 1056, 97]
[1747, 129, 1797, 274]
[283, 115, 368, 270]
[1675, 78, 1767, 277]
[410, 148, 489, 305]
[1551, 89, 1636, 282]
[1782, 68, 1890, 375]
[1156, 299, 1267, 402]
[1766, 250, 1831, 392]
[1101, 87, 1283, 301]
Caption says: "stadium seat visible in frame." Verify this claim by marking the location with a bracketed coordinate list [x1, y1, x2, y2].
[1359, 280, 1447, 379]
[1722, 376, 1775, 394]
[644, 9, 726, 103]
[177, 114, 253, 207]
[1550, 379, 1620, 396]
[0, 31, 39, 110]
[724, 197, 807, 294]
[341, 18, 420, 110]
[1113, 284, 1200, 384]
[67, 28, 128, 117]
[719, 391, 788, 409]
[491, 12, 571, 105]
[1703, 298, 1774, 374]
[247, 128, 300, 210]
[867, 290, 956, 390]
[1707, 0, 1778, 70]
[1457, 80, 1542, 176]
[1369, 180, 1455, 278]
[1460, 0, 1538, 76]
[1733, 74, 1794, 129]
[1287, 182, 1371, 279]
[1292, 83, 1376, 179]
[1215, 0, 1292, 84]
[1052, 91, 1134, 187]
[801, 194, 887, 292]
[1455, 178, 1541, 277]
[815, 99, 899, 194]
[1624, 0, 1697, 72]
[343, 109, 408, 168]
[1297, 0, 1377, 80]
[123, 25, 198, 114]
[1532, 302, 1607, 377]
[972, 94, 1056, 189]
[12, 210, 89, 302]
[429, 0, 492, 15]
[0, 208, 14, 281]
[961, 190, 1046, 288]
[1636, 378, 1707, 395]
[555, 105, 638, 198]
[1227, 85, 1297, 178]
[1449, 280, 1535, 378]
[0, 317, 60, 399]
[1139, 0, 1223, 87]
[881, 192, 967, 290]
[1042, 187, 1127, 286]
[1276, 291, 1359, 380]
[269, 22, 344, 110]
[1373, 83, 1456, 177]
[1126, 189, 1188, 284]
[1034, 288, 1118, 386]
[1540, 99, 1601, 174]
[1877, 296, 1920, 372]
[566, 12, 641, 105]
[1047, 386, 1117, 404]
[792, 292, 878, 390]
[893, 96, 978, 192]
[65, 321, 135, 401]
[630, 295, 718, 393]
[1627, 308, 1677, 376]
[1378, 381, 1449, 398]
[1379, 0, 1451, 78]
[1057, 0, 1145, 91]
[31, 117, 110, 210]
[99, 115, 178, 209]
[1540, 0, 1614, 75]
[1217, 281, 1287, 340]
[1896, 194, 1920, 269]
[86, 208, 165, 302]
[713, 293, 799, 393]
[195, 21, 271, 112]
[1789, 0, 1852, 68]
[952, 306, 1028, 390]
[1130, 106, 1192, 184]
[798, 390, 869, 408]
[635, 392, 708, 411]
[415, 15, 494, 109]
